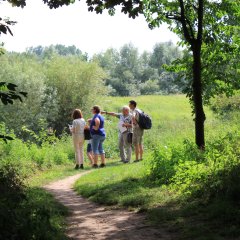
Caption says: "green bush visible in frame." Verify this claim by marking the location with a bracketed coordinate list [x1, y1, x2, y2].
[210, 94, 240, 117]
[146, 140, 203, 184]
[0, 162, 26, 239]
[0, 124, 73, 172]
[148, 132, 240, 202]
[0, 161, 68, 240]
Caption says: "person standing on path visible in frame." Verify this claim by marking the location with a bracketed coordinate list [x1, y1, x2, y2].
[90, 105, 106, 168]
[102, 106, 132, 163]
[70, 109, 86, 169]
[129, 100, 144, 162]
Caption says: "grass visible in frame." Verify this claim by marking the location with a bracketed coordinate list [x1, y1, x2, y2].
[21, 187, 69, 240]
[75, 160, 240, 239]
[29, 164, 82, 187]
[74, 161, 173, 209]
[3, 94, 239, 239]
[100, 95, 238, 158]
[73, 95, 240, 239]
[28, 157, 120, 187]
[102, 95, 196, 143]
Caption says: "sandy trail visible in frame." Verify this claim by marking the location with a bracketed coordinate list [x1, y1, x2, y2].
[44, 172, 173, 240]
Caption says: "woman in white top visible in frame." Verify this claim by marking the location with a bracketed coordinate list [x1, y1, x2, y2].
[71, 109, 86, 169]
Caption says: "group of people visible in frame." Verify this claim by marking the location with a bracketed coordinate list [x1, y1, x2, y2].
[70, 100, 144, 169]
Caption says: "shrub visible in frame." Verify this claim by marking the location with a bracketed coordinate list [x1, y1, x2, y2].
[0, 161, 68, 240]
[0, 162, 26, 239]
[146, 140, 204, 184]
[148, 132, 240, 202]
[0, 124, 73, 172]
[210, 94, 240, 117]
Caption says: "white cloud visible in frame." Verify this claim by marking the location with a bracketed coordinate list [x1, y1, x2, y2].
[0, 0, 180, 55]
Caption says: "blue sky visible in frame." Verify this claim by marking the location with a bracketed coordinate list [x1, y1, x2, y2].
[0, 0, 179, 55]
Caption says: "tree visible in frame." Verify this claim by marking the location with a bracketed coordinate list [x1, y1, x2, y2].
[44, 55, 107, 134]
[0, 17, 27, 142]
[144, 1, 240, 148]
[2, 0, 239, 147]
[0, 54, 48, 137]
[0, 82, 27, 142]
[67, 0, 238, 148]
[26, 44, 88, 60]
[93, 42, 182, 96]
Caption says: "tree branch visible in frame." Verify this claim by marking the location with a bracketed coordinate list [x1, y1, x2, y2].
[186, 18, 195, 39]
[178, 0, 193, 44]
[197, 0, 204, 43]
[166, 13, 181, 21]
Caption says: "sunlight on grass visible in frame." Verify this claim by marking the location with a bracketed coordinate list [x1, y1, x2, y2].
[28, 165, 78, 187]
[74, 162, 173, 210]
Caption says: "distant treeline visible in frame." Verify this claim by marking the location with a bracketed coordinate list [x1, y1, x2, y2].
[1, 42, 183, 137]
[27, 42, 185, 95]
[92, 42, 184, 95]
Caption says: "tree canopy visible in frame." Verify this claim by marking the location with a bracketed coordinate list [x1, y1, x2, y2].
[93, 42, 183, 96]
[0, 51, 107, 137]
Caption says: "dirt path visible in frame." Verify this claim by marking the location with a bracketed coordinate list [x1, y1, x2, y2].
[44, 172, 173, 240]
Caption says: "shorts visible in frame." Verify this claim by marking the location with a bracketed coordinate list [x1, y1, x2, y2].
[87, 143, 92, 153]
[132, 127, 144, 145]
[91, 134, 106, 155]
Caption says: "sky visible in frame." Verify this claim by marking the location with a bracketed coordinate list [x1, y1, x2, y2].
[0, 0, 180, 55]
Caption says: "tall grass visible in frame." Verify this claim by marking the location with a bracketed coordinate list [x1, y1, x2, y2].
[100, 95, 239, 158]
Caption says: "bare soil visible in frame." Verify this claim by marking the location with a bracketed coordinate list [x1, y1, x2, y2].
[44, 172, 174, 240]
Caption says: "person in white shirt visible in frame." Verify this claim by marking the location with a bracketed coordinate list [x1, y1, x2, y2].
[70, 109, 86, 169]
[102, 106, 132, 163]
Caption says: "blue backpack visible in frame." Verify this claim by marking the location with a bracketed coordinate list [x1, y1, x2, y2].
[136, 110, 152, 130]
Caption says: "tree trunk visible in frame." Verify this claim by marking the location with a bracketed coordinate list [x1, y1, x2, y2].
[192, 42, 206, 149]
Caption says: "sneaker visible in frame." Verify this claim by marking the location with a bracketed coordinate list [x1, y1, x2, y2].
[99, 163, 106, 168]
[133, 159, 140, 163]
[92, 164, 98, 168]
[74, 164, 79, 169]
[79, 164, 84, 169]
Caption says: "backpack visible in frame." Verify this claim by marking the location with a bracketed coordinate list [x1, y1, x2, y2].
[84, 128, 91, 140]
[136, 110, 152, 130]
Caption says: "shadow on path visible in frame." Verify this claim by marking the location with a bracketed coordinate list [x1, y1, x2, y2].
[44, 172, 175, 240]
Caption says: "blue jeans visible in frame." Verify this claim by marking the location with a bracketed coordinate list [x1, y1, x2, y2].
[91, 135, 105, 155]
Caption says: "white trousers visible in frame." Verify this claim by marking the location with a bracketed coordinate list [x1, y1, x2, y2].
[73, 135, 85, 164]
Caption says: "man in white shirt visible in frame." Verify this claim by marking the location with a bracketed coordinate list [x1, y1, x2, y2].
[102, 106, 132, 163]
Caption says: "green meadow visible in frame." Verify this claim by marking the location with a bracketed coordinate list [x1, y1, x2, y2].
[99, 95, 237, 157]
[74, 95, 240, 240]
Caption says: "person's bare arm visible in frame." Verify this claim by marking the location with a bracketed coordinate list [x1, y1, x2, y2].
[101, 111, 118, 117]
[93, 117, 100, 131]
